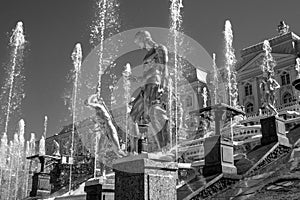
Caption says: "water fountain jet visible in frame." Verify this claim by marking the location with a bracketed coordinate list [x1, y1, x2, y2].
[3, 21, 26, 139]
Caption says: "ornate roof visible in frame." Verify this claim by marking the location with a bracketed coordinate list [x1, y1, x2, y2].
[237, 32, 300, 71]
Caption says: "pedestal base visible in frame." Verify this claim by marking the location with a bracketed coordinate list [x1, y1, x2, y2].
[260, 116, 290, 147]
[203, 135, 237, 177]
[113, 154, 178, 200]
[29, 173, 51, 197]
[84, 178, 114, 200]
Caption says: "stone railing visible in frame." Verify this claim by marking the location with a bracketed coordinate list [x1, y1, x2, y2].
[242, 101, 300, 121]
[277, 101, 300, 111]
[221, 125, 261, 140]
[233, 125, 261, 138]
[245, 112, 269, 120]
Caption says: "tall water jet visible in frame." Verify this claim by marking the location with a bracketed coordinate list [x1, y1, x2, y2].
[224, 20, 237, 106]
[14, 119, 25, 200]
[69, 43, 82, 193]
[0, 132, 8, 197]
[2, 21, 26, 139]
[122, 63, 131, 150]
[90, 0, 111, 96]
[43, 116, 48, 138]
[89, 0, 120, 177]
[90, 0, 109, 177]
[89, 0, 121, 102]
[29, 133, 36, 156]
[169, 0, 183, 159]
[210, 53, 219, 105]
[28, 132, 36, 194]
[4, 141, 13, 200]
[96, 0, 107, 98]
[8, 133, 19, 200]
[39, 136, 45, 155]
[202, 87, 208, 107]
[260, 40, 279, 116]
[261, 40, 276, 73]
[168, 78, 174, 149]
[23, 141, 30, 198]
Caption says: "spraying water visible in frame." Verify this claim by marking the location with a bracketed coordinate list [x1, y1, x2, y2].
[202, 87, 208, 107]
[23, 141, 30, 198]
[212, 53, 219, 105]
[122, 63, 131, 150]
[39, 136, 45, 155]
[169, 0, 183, 159]
[2, 21, 26, 139]
[224, 20, 238, 142]
[7, 133, 19, 200]
[260, 40, 279, 116]
[43, 116, 48, 138]
[5, 141, 13, 199]
[13, 119, 25, 200]
[224, 20, 237, 106]
[168, 78, 173, 149]
[0, 132, 8, 197]
[29, 133, 36, 156]
[89, 0, 120, 178]
[261, 40, 276, 73]
[26, 133, 36, 197]
[69, 43, 82, 193]
[91, 0, 108, 98]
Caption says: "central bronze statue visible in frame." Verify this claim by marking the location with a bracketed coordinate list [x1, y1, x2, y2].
[129, 30, 169, 150]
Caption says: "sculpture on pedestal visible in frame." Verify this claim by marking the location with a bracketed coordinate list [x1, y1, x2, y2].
[129, 30, 170, 152]
[260, 40, 280, 116]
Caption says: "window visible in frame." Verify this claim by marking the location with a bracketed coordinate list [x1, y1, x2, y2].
[244, 83, 252, 96]
[245, 102, 254, 113]
[281, 72, 290, 86]
[186, 95, 192, 107]
[283, 92, 292, 104]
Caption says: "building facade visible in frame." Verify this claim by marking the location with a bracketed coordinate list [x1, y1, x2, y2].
[236, 24, 300, 122]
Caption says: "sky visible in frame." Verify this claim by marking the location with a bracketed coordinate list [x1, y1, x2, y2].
[1, 0, 300, 141]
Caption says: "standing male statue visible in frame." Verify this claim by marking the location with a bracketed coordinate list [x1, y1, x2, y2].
[260, 70, 280, 116]
[129, 30, 169, 151]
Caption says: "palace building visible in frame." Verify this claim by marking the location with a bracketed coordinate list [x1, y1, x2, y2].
[237, 22, 300, 129]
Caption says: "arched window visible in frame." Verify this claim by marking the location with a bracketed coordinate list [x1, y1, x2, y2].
[283, 92, 292, 104]
[186, 95, 193, 107]
[244, 83, 252, 96]
[245, 102, 254, 113]
[281, 71, 290, 86]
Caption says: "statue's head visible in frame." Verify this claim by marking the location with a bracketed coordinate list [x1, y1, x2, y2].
[134, 30, 154, 49]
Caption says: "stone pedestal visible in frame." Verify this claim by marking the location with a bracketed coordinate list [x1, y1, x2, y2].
[203, 135, 237, 177]
[84, 178, 114, 200]
[27, 154, 61, 198]
[29, 173, 51, 197]
[113, 154, 178, 200]
[260, 116, 290, 147]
